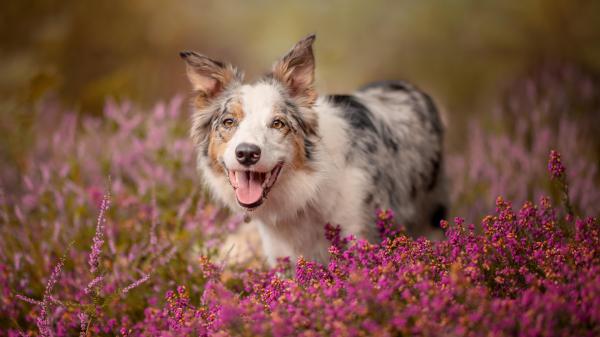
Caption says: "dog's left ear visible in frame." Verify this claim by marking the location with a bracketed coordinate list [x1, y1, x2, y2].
[272, 34, 317, 107]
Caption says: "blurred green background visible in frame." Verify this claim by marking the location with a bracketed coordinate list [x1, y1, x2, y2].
[1, 0, 599, 173]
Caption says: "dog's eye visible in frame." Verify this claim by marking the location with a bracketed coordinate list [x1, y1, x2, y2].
[271, 119, 286, 129]
[222, 118, 236, 128]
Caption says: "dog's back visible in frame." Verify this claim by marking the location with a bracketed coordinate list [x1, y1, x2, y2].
[328, 80, 447, 238]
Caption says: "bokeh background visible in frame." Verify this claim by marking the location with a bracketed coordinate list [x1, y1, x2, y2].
[3, 1, 600, 141]
[3, 0, 600, 214]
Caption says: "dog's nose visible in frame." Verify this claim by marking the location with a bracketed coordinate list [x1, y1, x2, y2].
[235, 143, 261, 166]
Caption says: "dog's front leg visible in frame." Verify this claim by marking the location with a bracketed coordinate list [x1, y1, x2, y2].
[217, 218, 263, 265]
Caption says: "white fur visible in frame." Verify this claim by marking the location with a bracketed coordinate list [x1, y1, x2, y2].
[222, 84, 291, 173]
[199, 83, 377, 265]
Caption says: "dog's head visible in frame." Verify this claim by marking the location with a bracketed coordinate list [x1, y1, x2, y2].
[181, 35, 320, 211]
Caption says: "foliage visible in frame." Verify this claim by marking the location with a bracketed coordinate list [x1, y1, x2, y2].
[448, 62, 600, 222]
[1, 67, 599, 335]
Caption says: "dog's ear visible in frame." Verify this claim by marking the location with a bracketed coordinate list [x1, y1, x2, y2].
[180, 51, 238, 108]
[272, 34, 317, 107]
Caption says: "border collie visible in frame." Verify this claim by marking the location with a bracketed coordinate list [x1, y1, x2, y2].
[180, 34, 447, 266]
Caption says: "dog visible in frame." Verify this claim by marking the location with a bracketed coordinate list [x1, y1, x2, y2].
[180, 34, 447, 266]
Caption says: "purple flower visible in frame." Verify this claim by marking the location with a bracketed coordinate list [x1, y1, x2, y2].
[121, 274, 150, 295]
[89, 193, 110, 274]
[84, 276, 104, 295]
[548, 150, 565, 179]
[78, 312, 88, 337]
[36, 255, 66, 337]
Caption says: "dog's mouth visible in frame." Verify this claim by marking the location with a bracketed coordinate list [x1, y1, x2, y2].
[227, 163, 283, 209]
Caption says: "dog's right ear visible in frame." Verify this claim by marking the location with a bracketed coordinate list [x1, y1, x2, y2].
[180, 51, 238, 108]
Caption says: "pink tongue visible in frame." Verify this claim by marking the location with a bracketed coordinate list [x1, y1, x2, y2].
[235, 171, 264, 205]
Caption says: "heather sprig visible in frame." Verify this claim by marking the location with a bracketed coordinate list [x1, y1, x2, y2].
[548, 149, 574, 216]
[121, 274, 151, 296]
[78, 312, 88, 337]
[548, 150, 566, 179]
[89, 192, 110, 275]
[37, 250, 69, 337]
[83, 276, 104, 295]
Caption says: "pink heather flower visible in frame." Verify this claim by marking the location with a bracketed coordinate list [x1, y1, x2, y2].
[547, 149, 574, 215]
[121, 274, 150, 295]
[324, 223, 347, 249]
[78, 312, 88, 337]
[15, 294, 42, 305]
[36, 255, 66, 337]
[84, 276, 104, 295]
[375, 208, 399, 239]
[89, 192, 110, 274]
[44, 256, 65, 302]
[548, 150, 565, 179]
[36, 314, 50, 337]
[198, 256, 220, 279]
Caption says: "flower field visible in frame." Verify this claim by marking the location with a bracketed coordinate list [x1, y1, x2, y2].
[1, 64, 599, 336]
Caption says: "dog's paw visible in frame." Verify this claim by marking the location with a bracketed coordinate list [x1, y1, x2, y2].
[217, 220, 263, 266]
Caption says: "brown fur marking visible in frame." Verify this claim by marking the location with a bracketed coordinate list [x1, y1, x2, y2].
[206, 100, 245, 173]
[291, 133, 309, 170]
